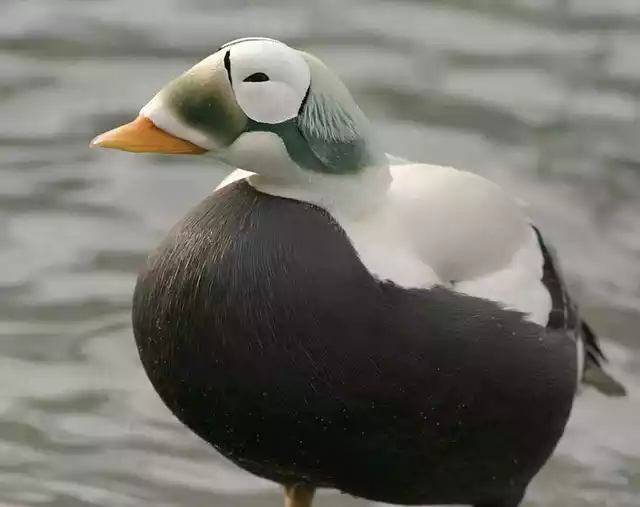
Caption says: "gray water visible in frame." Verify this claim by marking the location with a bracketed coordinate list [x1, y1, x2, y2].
[0, 0, 639, 506]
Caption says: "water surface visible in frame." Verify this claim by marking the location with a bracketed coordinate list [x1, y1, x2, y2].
[1, 1, 639, 506]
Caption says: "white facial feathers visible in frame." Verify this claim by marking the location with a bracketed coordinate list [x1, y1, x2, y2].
[226, 39, 311, 124]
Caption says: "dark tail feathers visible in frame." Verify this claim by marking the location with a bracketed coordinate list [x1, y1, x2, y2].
[531, 224, 626, 397]
[580, 320, 627, 397]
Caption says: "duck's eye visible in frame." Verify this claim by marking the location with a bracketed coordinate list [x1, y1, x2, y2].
[243, 72, 270, 83]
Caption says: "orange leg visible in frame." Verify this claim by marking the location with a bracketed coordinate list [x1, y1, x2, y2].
[284, 483, 316, 507]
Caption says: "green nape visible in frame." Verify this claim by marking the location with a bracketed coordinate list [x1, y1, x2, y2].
[246, 52, 385, 175]
[242, 118, 377, 175]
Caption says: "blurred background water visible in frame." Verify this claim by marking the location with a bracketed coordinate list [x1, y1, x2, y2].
[0, 0, 639, 506]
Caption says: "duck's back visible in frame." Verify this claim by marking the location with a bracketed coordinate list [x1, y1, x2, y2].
[132, 181, 577, 506]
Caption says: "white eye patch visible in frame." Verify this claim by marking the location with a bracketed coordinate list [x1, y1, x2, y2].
[227, 40, 310, 125]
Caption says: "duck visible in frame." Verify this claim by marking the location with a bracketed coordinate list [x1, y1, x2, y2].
[91, 37, 626, 507]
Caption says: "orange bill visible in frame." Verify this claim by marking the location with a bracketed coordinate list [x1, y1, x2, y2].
[90, 116, 206, 154]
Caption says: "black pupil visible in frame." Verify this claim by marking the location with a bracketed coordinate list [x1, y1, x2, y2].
[244, 72, 269, 82]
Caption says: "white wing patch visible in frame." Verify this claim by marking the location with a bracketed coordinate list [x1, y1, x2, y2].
[453, 227, 552, 325]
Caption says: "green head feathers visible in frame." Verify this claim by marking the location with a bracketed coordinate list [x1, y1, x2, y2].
[137, 37, 386, 176]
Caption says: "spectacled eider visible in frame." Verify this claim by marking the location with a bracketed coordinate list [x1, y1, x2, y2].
[91, 37, 625, 507]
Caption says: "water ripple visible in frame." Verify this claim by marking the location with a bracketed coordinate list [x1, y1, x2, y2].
[0, 0, 638, 506]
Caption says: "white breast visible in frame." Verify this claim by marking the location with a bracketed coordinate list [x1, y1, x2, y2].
[216, 168, 254, 190]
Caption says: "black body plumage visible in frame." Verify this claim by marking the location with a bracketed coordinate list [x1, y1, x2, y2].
[132, 181, 577, 507]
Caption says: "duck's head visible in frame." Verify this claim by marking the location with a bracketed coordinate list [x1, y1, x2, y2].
[92, 37, 385, 180]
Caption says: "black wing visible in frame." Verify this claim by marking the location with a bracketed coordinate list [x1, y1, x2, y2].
[532, 225, 626, 397]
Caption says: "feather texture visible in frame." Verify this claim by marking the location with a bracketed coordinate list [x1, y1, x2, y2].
[229, 158, 625, 397]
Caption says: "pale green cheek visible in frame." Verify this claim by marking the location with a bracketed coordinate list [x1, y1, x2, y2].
[164, 66, 247, 147]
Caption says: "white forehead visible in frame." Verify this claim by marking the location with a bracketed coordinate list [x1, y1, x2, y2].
[226, 39, 310, 90]
[220, 36, 281, 49]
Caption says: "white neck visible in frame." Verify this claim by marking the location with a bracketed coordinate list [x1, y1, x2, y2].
[218, 130, 392, 217]
[248, 162, 392, 218]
